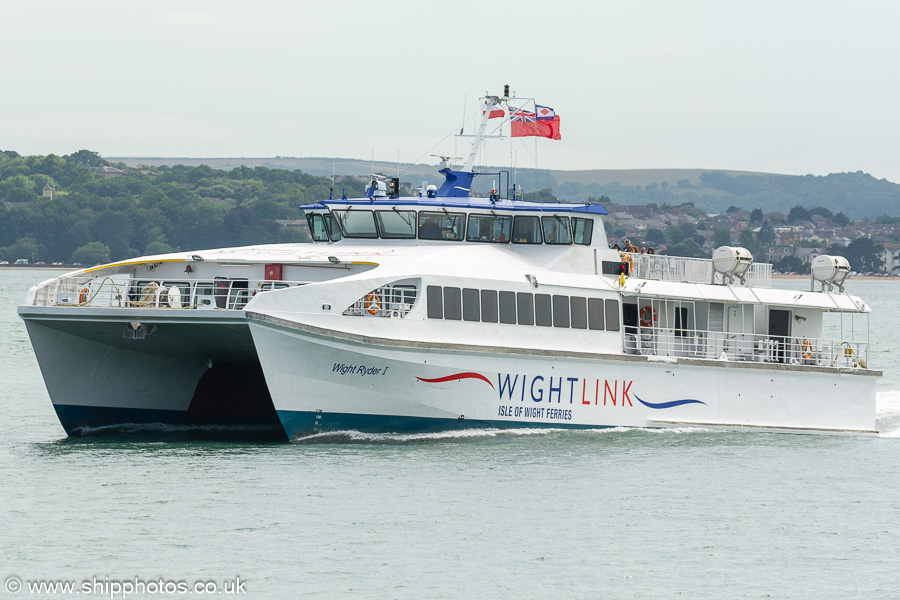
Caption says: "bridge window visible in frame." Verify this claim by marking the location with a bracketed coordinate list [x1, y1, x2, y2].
[542, 216, 572, 245]
[512, 216, 542, 244]
[306, 213, 342, 242]
[376, 210, 416, 239]
[419, 211, 465, 241]
[333, 209, 377, 238]
[572, 218, 593, 245]
[467, 214, 512, 243]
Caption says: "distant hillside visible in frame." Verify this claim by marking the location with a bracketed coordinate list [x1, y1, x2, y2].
[112, 157, 900, 219]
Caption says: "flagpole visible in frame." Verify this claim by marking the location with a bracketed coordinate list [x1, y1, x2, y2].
[532, 99, 538, 197]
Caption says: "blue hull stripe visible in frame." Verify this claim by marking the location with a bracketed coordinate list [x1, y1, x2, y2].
[53, 404, 283, 437]
[634, 395, 706, 410]
[276, 410, 616, 440]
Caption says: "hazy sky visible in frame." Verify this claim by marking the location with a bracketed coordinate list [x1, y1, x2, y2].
[3, 0, 900, 182]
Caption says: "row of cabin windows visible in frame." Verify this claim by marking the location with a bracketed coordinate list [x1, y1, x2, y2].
[307, 210, 594, 246]
[426, 286, 620, 331]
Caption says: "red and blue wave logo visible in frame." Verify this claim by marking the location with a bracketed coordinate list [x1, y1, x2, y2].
[416, 372, 495, 389]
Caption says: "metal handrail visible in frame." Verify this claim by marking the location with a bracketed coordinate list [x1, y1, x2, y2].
[343, 285, 418, 318]
[623, 325, 869, 369]
[626, 253, 772, 287]
[31, 276, 311, 310]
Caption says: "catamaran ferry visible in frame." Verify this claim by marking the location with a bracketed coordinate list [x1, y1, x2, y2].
[19, 91, 879, 438]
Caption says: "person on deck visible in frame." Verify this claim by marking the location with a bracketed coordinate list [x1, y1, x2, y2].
[420, 218, 441, 239]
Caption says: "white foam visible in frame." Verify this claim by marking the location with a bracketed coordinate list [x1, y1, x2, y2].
[876, 390, 900, 437]
[293, 427, 564, 444]
[876, 389, 900, 418]
[292, 424, 720, 444]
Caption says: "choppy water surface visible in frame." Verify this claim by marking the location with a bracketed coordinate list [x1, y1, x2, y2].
[2, 270, 899, 599]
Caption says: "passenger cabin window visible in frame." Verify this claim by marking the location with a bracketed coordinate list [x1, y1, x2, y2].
[512, 216, 542, 244]
[426, 285, 620, 334]
[572, 218, 593, 245]
[467, 214, 512, 243]
[588, 298, 604, 330]
[306, 213, 342, 242]
[605, 300, 621, 331]
[481, 290, 499, 323]
[427, 285, 443, 319]
[517, 293, 535, 325]
[553, 295, 570, 327]
[443, 287, 462, 320]
[542, 216, 572, 244]
[418, 211, 464, 241]
[376, 210, 416, 239]
[570, 296, 588, 329]
[463, 288, 480, 321]
[535, 294, 552, 327]
[333, 210, 377, 238]
[499, 291, 517, 323]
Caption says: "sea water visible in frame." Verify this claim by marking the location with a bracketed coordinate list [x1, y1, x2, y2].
[2, 270, 899, 599]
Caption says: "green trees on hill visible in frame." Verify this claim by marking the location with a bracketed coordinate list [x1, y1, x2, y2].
[555, 170, 900, 219]
[0, 150, 366, 263]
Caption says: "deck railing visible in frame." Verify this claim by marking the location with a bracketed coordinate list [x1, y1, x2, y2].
[623, 325, 869, 369]
[626, 254, 772, 287]
[30, 275, 309, 310]
[342, 285, 418, 318]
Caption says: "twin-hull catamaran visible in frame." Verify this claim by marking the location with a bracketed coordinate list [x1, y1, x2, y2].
[18, 91, 879, 439]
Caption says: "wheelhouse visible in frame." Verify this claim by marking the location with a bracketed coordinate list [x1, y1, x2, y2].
[299, 197, 607, 247]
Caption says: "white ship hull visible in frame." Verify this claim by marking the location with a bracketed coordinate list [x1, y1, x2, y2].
[248, 313, 879, 439]
[20, 306, 284, 436]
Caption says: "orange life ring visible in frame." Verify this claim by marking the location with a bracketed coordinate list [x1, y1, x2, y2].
[79, 287, 90, 304]
[365, 293, 380, 315]
[639, 306, 657, 328]
[801, 339, 813, 360]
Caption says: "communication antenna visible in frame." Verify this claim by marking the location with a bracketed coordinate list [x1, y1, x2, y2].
[431, 154, 462, 171]
[456, 93, 467, 159]
[330, 147, 335, 200]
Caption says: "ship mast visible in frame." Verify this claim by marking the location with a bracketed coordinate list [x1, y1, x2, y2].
[462, 94, 503, 172]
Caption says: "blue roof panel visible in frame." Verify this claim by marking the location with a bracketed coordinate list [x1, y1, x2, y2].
[299, 197, 608, 215]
